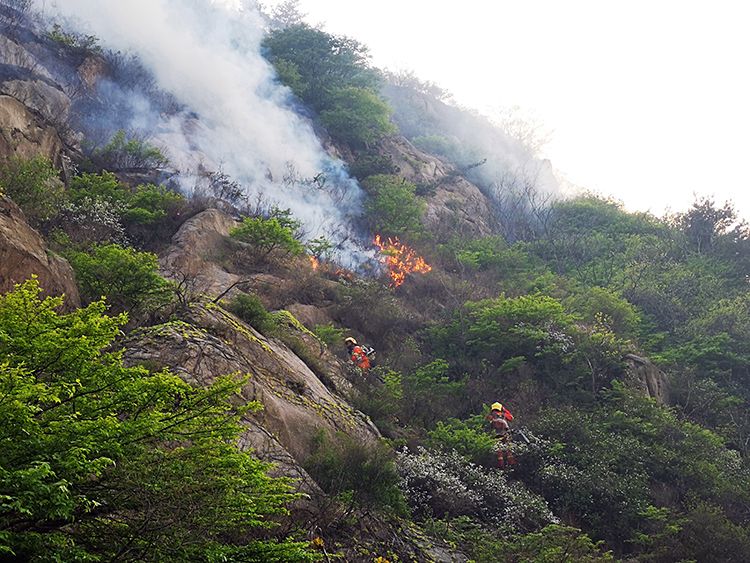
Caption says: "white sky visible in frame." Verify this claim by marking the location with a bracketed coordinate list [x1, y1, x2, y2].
[265, 0, 750, 219]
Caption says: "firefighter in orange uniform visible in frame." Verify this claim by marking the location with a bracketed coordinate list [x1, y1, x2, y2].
[486, 402, 516, 468]
[345, 337, 371, 371]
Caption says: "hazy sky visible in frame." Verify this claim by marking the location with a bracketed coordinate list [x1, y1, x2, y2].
[265, 0, 750, 219]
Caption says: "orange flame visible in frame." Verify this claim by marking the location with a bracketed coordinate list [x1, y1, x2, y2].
[374, 235, 432, 287]
[309, 256, 320, 270]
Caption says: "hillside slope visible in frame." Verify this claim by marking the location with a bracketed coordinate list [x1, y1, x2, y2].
[2, 3, 750, 562]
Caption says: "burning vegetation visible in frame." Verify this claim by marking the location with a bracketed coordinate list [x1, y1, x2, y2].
[374, 235, 432, 287]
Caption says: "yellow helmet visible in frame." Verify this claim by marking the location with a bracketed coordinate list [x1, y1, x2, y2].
[491, 402, 503, 412]
[344, 337, 357, 345]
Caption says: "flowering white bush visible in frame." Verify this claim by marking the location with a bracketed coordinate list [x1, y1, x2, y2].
[397, 447, 557, 534]
[61, 197, 128, 244]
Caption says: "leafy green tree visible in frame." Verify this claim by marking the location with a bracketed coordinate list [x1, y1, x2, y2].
[673, 196, 739, 254]
[0, 279, 315, 562]
[463, 294, 574, 365]
[320, 87, 395, 148]
[263, 24, 380, 112]
[67, 243, 172, 315]
[362, 174, 425, 239]
[0, 155, 66, 225]
[306, 236, 334, 260]
[230, 209, 305, 260]
[564, 286, 641, 336]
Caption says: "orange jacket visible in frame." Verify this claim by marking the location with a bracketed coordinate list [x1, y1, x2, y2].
[350, 345, 371, 370]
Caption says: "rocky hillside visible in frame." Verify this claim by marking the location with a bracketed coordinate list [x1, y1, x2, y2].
[2, 3, 750, 562]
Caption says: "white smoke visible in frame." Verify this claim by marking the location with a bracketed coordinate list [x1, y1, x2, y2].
[39, 0, 370, 266]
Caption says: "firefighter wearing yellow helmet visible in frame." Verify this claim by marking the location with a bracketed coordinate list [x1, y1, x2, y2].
[486, 401, 516, 468]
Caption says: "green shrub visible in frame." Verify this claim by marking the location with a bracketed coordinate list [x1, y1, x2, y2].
[69, 170, 127, 205]
[230, 209, 305, 260]
[263, 24, 380, 113]
[46, 22, 100, 52]
[312, 323, 345, 348]
[424, 518, 614, 563]
[426, 416, 497, 467]
[305, 236, 333, 261]
[67, 243, 172, 315]
[0, 155, 65, 225]
[92, 130, 168, 170]
[320, 87, 396, 148]
[348, 151, 398, 180]
[304, 432, 407, 515]
[227, 293, 276, 335]
[66, 173, 186, 247]
[398, 447, 555, 532]
[349, 367, 402, 435]
[517, 383, 750, 552]
[401, 360, 465, 427]
[362, 174, 425, 239]
[564, 286, 641, 336]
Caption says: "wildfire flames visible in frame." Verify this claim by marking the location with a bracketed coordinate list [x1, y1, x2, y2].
[374, 235, 432, 287]
[309, 256, 320, 270]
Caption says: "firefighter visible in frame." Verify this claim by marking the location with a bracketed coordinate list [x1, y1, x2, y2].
[344, 337, 371, 371]
[486, 402, 516, 469]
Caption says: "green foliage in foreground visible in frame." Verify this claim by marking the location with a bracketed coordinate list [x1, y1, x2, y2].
[0, 279, 316, 562]
[434, 519, 614, 563]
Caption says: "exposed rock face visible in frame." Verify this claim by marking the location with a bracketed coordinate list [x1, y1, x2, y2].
[378, 136, 495, 239]
[160, 208, 241, 296]
[624, 353, 670, 404]
[0, 195, 80, 307]
[0, 30, 80, 171]
[0, 94, 66, 166]
[123, 301, 380, 490]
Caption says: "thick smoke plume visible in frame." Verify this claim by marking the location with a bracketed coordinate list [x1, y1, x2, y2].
[39, 0, 369, 265]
